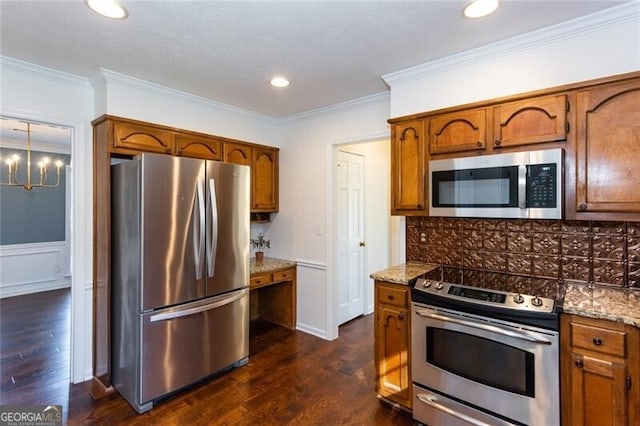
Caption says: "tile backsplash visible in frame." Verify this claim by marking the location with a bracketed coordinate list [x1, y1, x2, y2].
[407, 217, 640, 299]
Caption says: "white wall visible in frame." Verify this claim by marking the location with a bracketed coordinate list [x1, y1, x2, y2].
[270, 94, 391, 339]
[92, 69, 281, 147]
[385, 3, 640, 118]
[0, 56, 94, 383]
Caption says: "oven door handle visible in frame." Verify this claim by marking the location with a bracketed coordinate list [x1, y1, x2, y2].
[416, 393, 495, 426]
[415, 309, 552, 345]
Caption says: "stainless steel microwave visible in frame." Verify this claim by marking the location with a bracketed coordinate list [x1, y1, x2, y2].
[429, 148, 563, 219]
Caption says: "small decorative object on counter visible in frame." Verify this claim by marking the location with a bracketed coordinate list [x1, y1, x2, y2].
[251, 233, 270, 262]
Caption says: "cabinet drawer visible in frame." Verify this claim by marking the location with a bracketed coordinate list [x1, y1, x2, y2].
[571, 322, 626, 357]
[273, 269, 294, 282]
[113, 122, 174, 154]
[250, 274, 273, 289]
[377, 284, 408, 307]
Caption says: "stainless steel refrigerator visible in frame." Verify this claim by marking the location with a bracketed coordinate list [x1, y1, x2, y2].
[111, 153, 250, 413]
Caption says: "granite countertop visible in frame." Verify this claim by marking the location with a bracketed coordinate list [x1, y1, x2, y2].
[562, 283, 640, 328]
[250, 257, 297, 275]
[369, 262, 440, 285]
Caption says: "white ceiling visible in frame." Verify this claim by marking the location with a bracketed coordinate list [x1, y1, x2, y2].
[0, 0, 629, 122]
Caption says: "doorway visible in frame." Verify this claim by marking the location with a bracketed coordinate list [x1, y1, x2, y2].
[331, 138, 391, 332]
[0, 116, 74, 398]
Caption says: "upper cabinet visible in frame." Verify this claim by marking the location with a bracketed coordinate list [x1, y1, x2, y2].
[391, 120, 427, 215]
[574, 78, 640, 219]
[175, 133, 222, 161]
[113, 121, 174, 155]
[223, 142, 253, 166]
[224, 142, 279, 213]
[493, 94, 568, 149]
[428, 108, 487, 155]
[252, 147, 279, 212]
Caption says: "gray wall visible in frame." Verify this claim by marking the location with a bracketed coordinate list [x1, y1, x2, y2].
[0, 148, 69, 245]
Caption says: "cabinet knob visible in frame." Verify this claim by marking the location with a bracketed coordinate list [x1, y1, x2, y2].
[477, 141, 483, 147]
[575, 360, 584, 368]
[494, 140, 501, 147]
[387, 294, 394, 300]
[579, 203, 588, 211]
[593, 337, 602, 346]
[398, 313, 405, 320]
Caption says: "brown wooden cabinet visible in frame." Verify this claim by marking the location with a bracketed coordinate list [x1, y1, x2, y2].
[112, 121, 174, 155]
[249, 266, 296, 330]
[391, 120, 427, 215]
[575, 77, 640, 219]
[561, 314, 640, 426]
[224, 142, 279, 213]
[428, 108, 487, 155]
[374, 281, 411, 409]
[175, 133, 222, 160]
[493, 94, 568, 149]
[223, 142, 253, 166]
[252, 147, 279, 212]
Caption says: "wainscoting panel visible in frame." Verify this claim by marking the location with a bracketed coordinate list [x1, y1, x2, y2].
[295, 260, 329, 339]
[0, 241, 70, 298]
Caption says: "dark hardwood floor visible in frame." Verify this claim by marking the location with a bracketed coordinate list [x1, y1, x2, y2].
[1, 290, 413, 425]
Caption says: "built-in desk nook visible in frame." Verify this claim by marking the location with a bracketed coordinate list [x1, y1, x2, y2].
[249, 258, 297, 330]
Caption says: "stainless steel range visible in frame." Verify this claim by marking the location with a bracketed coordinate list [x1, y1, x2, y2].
[411, 278, 560, 426]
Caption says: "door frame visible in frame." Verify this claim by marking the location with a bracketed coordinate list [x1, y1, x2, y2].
[326, 132, 390, 339]
[0, 108, 89, 383]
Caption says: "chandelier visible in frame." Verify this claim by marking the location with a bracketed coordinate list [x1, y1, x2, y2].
[1, 122, 64, 191]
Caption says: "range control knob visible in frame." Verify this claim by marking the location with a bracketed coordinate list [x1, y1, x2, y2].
[422, 281, 431, 289]
[531, 296, 544, 307]
[513, 294, 524, 304]
[435, 282, 444, 291]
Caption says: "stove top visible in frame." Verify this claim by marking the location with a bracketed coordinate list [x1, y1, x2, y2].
[412, 279, 559, 330]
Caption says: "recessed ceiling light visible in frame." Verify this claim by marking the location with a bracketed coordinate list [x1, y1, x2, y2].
[86, 0, 128, 20]
[270, 77, 291, 88]
[463, 0, 499, 19]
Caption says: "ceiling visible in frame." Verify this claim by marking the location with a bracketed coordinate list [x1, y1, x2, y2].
[0, 0, 629, 121]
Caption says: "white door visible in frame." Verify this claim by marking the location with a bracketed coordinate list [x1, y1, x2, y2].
[336, 150, 365, 325]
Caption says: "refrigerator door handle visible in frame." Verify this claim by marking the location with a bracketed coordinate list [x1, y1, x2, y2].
[150, 289, 247, 323]
[193, 178, 206, 280]
[207, 178, 219, 278]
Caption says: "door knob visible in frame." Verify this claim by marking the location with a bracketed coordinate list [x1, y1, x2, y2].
[359, 241, 366, 247]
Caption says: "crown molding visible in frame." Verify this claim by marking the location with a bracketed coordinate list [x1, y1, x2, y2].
[281, 91, 390, 123]
[0, 56, 90, 88]
[382, 1, 640, 86]
[97, 68, 281, 125]
[0, 138, 71, 155]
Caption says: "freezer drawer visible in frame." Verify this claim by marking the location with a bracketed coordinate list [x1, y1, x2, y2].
[140, 288, 249, 404]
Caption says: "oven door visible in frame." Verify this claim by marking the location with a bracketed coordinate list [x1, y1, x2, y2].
[411, 303, 559, 426]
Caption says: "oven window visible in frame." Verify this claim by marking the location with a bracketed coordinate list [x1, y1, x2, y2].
[426, 327, 534, 397]
[432, 166, 518, 207]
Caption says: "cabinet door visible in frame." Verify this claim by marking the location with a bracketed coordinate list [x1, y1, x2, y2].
[175, 134, 222, 160]
[576, 79, 640, 215]
[391, 120, 427, 214]
[223, 142, 252, 166]
[113, 122, 174, 154]
[570, 353, 628, 426]
[375, 303, 411, 408]
[493, 94, 568, 149]
[429, 108, 487, 155]
[252, 147, 278, 211]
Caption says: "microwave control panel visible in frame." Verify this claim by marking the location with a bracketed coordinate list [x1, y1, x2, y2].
[527, 163, 556, 208]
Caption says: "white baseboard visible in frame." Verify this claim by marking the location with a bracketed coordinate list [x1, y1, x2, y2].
[295, 322, 331, 340]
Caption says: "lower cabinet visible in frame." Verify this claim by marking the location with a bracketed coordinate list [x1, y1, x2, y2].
[374, 280, 411, 409]
[561, 314, 640, 426]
